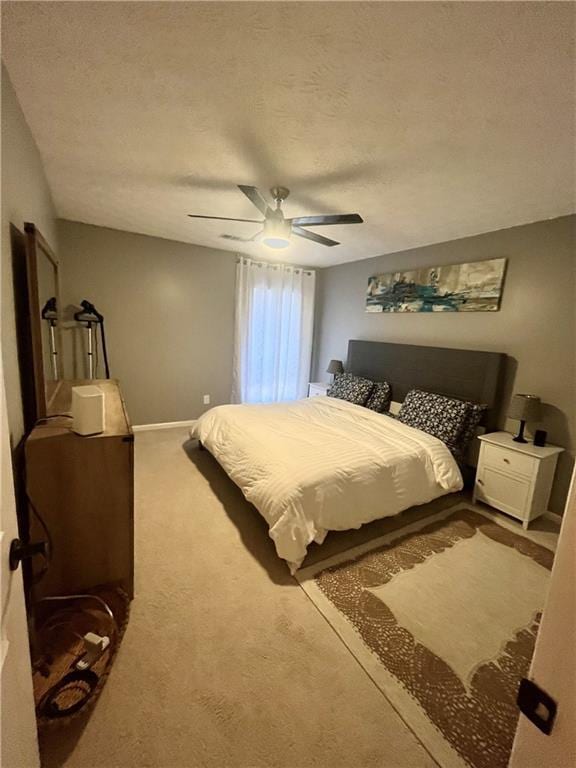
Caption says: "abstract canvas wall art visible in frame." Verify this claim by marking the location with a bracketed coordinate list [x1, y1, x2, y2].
[366, 257, 507, 313]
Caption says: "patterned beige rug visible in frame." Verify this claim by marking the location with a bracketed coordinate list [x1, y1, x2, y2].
[296, 505, 554, 768]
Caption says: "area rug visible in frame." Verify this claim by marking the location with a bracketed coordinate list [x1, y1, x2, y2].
[296, 506, 554, 768]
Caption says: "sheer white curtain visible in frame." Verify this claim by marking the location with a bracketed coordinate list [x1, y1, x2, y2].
[232, 256, 316, 403]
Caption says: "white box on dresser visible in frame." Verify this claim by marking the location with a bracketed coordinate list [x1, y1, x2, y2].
[473, 431, 563, 529]
[308, 382, 329, 397]
[71, 384, 105, 435]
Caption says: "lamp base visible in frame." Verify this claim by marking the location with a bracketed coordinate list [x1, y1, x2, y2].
[513, 420, 528, 443]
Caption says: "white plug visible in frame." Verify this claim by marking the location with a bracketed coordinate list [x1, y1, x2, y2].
[203, 394, 210, 405]
[76, 632, 110, 670]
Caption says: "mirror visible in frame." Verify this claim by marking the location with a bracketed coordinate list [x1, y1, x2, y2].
[24, 222, 61, 421]
[37, 254, 59, 381]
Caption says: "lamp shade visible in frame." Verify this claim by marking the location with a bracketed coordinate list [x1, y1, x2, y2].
[326, 359, 344, 375]
[508, 394, 541, 422]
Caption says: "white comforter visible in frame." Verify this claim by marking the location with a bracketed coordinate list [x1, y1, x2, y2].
[192, 396, 463, 571]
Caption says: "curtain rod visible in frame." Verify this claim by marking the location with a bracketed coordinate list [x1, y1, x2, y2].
[236, 255, 314, 276]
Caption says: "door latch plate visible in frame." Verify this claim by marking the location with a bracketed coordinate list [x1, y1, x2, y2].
[517, 677, 557, 735]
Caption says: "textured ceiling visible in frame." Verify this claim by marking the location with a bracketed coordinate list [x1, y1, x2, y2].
[2, 1, 574, 267]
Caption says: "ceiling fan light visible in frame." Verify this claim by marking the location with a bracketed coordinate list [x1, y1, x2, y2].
[262, 236, 290, 249]
[262, 217, 291, 249]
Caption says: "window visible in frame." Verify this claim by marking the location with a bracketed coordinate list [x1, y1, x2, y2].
[232, 257, 315, 403]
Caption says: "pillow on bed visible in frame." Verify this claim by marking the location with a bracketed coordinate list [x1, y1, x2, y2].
[327, 372, 374, 406]
[449, 402, 487, 463]
[397, 389, 470, 448]
[365, 381, 392, 413]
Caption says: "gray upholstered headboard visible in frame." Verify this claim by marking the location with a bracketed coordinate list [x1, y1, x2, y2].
[346, 340, 506, 431]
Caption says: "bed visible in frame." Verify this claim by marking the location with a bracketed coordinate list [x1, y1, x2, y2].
[192, 341, 506, 573]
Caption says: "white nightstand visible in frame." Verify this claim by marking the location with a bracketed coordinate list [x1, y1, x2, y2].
[308, 382, 329, 398]
[473, 431, 563, 529]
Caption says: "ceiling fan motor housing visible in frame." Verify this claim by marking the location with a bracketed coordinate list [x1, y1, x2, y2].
[271, 186, 290, 204]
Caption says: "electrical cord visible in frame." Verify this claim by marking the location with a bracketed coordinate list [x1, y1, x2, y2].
[36, 594, 115, 621]
[99, 318, 110, 378]
[74, 300, 110, 378]
[22, 454, 53, 585]
[34, 597, 116, 700]
[94, 322, 100, 377]
[34, 422, 74, 433]
[34, 414, 74, 435]
[41, 618, 85, 643]
[27, 492, 53, 563]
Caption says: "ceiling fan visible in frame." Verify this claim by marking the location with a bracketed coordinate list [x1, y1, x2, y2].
[187, 185, 363, 249]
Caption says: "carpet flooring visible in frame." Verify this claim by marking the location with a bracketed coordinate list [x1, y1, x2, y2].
[39, 428, 559, 768]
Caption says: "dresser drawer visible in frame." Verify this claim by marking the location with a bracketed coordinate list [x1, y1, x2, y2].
[482, 443, 536, 478]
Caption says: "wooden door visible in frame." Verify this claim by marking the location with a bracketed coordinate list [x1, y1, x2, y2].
[509, 466, 576, 766]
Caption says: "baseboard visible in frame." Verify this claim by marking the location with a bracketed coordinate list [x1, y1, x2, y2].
[132, 419, 197, 433]
[543, 510, 563, 524]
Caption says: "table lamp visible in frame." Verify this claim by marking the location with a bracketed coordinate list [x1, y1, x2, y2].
[326, 359, 344, 382]
[508, 394, 541, 443]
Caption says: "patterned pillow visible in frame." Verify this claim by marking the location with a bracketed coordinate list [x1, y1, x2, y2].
[327, 373, 374, 406]
[450, 403, 487, 463]
[365, 381, 392, 413]
[397, 389, 470, 448]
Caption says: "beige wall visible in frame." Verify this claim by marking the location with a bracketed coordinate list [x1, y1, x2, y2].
[313, 216, 576, 514]
[57, 220, 236, 425]
[1, 64, 56, 768]
[1, 65, 59, 446]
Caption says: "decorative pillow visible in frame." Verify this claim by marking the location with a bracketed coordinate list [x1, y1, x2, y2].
[365, 381, 392, 413]
[327, 372, 374, 406]
[449, 403, 487, 463]
[397, 389, 470, 448]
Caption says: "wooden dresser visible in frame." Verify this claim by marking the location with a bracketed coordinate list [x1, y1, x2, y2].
[26, 380, 134, 599]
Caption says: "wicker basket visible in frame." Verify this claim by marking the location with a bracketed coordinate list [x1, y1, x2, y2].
[32, 586, 130, 729]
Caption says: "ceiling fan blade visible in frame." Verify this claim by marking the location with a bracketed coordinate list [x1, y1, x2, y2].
[293, 226, 339, 247]
[187, 214, 262, 223]
[290, 213, 363, 227]
[237, 185, 271, 216]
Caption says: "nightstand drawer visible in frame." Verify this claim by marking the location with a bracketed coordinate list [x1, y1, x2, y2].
[476, 466, 531, 517]
[308, 383, 329, 397]
[483, 443, 536, 478]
